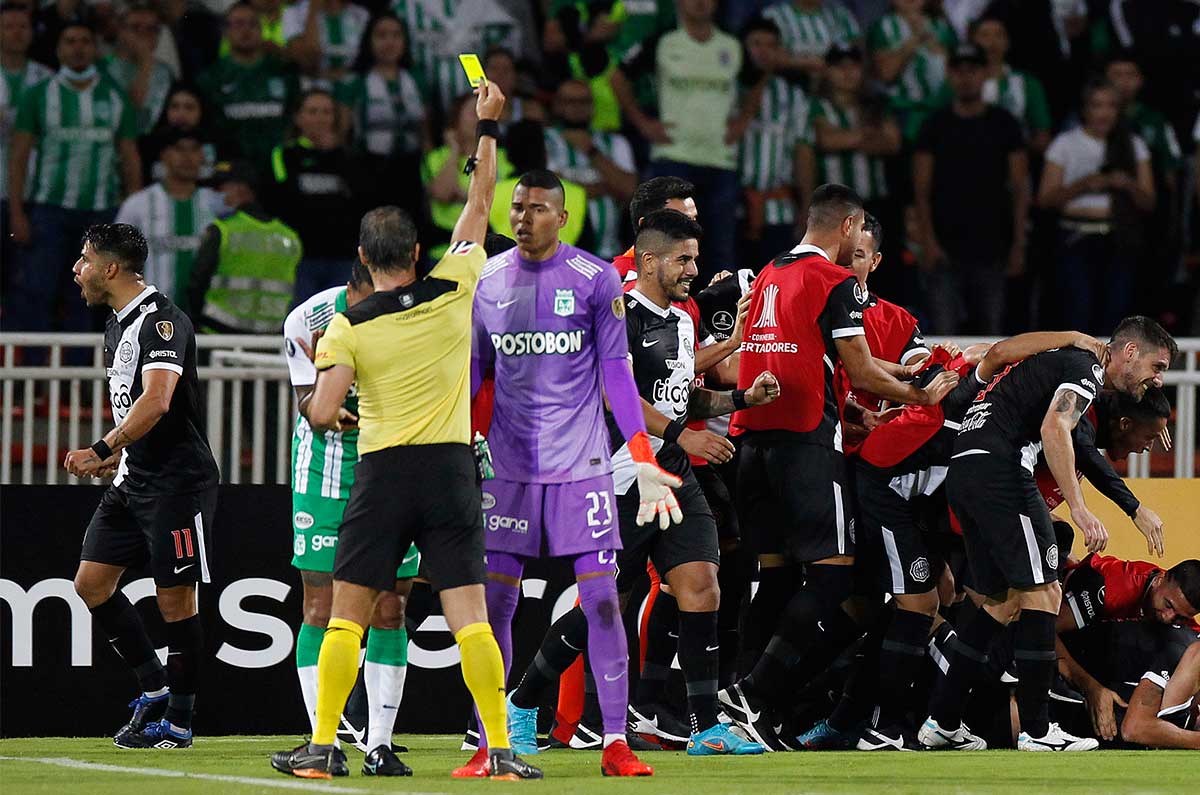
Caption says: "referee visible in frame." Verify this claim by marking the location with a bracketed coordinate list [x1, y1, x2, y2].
[66, 223, 218, 750]
[269, 81, 541, 781]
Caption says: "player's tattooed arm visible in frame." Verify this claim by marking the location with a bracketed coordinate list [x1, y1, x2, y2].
[687, 371, 780, 420]
[65, 369, 181, 477]
[1043, 387, 1108, 553]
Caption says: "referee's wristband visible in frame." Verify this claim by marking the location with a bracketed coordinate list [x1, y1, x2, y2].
[663, 419, 687, 445]
[91, 439, 113, 461]
[476, 119, 501, 141]
[731, 389, 749, 411]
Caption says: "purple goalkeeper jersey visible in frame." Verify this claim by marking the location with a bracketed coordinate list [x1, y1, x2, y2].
[473, 242, 628, 483]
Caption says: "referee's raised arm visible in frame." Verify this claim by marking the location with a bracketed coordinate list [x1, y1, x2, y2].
[451, 82, 507, 249]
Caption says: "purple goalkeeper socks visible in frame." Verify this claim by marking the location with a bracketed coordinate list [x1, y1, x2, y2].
[576, 571, 628, 736]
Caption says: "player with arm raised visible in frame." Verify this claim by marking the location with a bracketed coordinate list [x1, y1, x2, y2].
[65, 224, 218, 750]
[920, 315, 1176, 752]
[468, 169, 683, 778]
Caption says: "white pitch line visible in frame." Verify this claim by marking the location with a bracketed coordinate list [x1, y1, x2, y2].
[0, 756, 449, 794]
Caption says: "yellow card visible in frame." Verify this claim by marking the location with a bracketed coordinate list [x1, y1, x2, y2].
[458, 54, 487, 88]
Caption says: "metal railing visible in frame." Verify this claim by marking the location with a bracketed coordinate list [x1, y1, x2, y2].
[1, 333, 1198, 485]
[0, 333, 292, 485]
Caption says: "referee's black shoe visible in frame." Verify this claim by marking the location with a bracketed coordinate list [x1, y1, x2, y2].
[270, 742, 349, 779]
[489, 748, 543, 780]
[363, 744, 412, 776]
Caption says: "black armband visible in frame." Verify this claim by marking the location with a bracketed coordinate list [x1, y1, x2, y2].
[663, 419, 687, 444]
[91, 439, 114, 460]
[476, 119, 501, 141]
[731, 389, 748, 411]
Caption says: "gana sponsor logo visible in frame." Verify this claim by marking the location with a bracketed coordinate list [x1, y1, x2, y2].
[488, 514, 529, 533]
[491, 330, 583, 356]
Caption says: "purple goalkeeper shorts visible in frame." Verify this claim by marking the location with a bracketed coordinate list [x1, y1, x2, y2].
[481, 474, 621, 559]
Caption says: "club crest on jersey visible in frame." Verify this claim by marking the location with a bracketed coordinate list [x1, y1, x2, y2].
[554, 289, 575, 317]
[1046, 544, 1059, 571]
[119, 341, 134, 363]
[156, 321, 174, 341]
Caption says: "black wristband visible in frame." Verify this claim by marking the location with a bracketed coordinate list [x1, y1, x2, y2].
[91, 439, 113, 460]
[731, 389, 748, 411]
[476, 119, 501, 141]
[663, 419, 687, 445]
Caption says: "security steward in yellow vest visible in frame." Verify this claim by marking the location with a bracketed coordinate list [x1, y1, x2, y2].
[188, 160, 303, 333]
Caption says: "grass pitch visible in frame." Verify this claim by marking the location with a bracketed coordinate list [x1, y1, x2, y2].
[0, 735, 1191, 795]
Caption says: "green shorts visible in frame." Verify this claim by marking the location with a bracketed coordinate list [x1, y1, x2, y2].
[292, 491, 420, 578]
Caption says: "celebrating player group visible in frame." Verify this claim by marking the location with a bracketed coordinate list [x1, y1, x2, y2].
[66, 80, 1200, 782]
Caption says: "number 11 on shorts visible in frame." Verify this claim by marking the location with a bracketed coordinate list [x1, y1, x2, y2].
[171, 528, 194, 559]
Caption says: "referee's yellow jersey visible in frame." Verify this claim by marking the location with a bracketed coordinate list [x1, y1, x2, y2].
[314, 240, 487, 453]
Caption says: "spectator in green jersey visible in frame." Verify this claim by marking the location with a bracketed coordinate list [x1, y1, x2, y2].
[198, 2, 299, 170]
[140, 83, 219, 185]
[868, 0, 956, 142]
[282, 0, 369, 90]
[761, 0, 862, 85]
[99, 2, 172, 134]
[1, 0, 52, 302]
[810, 44, 903, 296]
[116, 127, 221, 311]
[737, 15, 813, 269]
[7, 21, 142, 340]
[334, 12, 425, 219]
[544, 77, 635, 259]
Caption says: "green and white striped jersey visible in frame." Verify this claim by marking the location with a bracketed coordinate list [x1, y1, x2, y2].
[809, 96, 888, 200]
[114, 183, 221, 306]
[284, 286, 358, 500]
[763, 1, 861, 58]
[99, 54, 173, 134]
[867, 13, 956, 108]
[334, 69, 426, 157]
[1, 60, 54, 199]
[739, 76, 810, 227]
[282, 0, 370, 88]
[391, 0, 520, 115]
[543, 126, 636, 259]
[13, 72, 138, 211]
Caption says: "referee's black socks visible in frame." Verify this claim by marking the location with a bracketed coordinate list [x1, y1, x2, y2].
[89, 591, 167, 696]
[164, 615, 203, 730]
[928, 601, 1005, 728]
[1013, 609, 1057, 738]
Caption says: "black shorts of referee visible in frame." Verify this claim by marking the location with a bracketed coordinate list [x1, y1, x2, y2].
[615, 470, 720, 594]
[334, 442, 484, 592]
[736, 433, 852, 564]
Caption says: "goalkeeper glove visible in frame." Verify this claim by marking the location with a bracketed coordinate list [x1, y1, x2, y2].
[628, 431, 683, 530]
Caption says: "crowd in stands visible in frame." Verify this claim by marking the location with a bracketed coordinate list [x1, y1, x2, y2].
[2, 0, 1199, 337]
